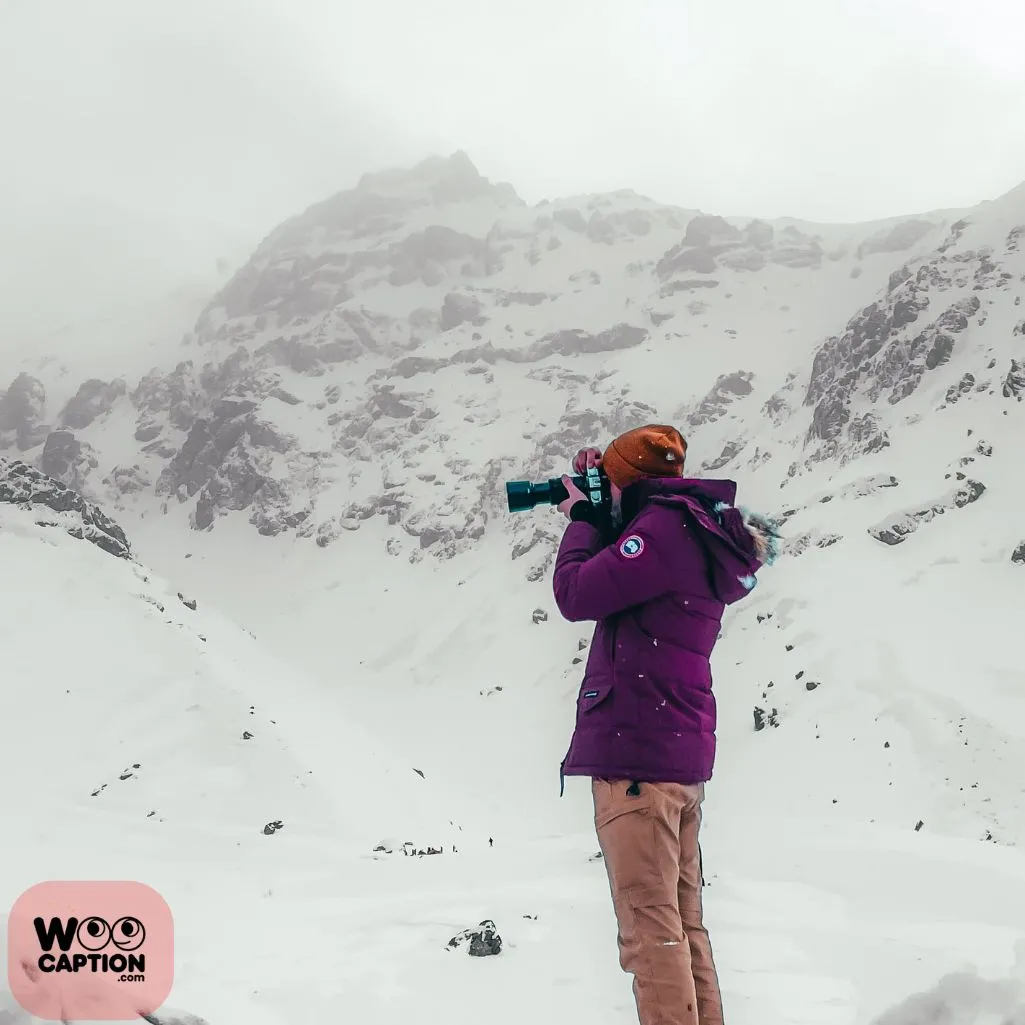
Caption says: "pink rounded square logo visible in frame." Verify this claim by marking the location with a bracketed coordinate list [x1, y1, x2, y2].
[7, 880, 174, 1021]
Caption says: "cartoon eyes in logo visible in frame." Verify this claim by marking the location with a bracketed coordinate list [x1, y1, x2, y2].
[76, 917, 111, 951]
[110, 917, 146, 951]
[75, 916, 146, 951]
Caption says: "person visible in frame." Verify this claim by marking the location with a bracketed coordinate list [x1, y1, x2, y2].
[552, 424, 779, 1025]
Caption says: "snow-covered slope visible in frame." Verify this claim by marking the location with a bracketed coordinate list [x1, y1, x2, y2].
[4, 471, 1025, 1025]
[3, 474, 1025, 1025]
[4, 153, 1025, 1024]
[0, 465, 473, 1021]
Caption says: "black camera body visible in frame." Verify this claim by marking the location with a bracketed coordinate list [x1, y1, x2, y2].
[506, 465, 611, 514]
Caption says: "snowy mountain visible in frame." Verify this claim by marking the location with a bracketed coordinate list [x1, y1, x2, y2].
[4, 150, 1008, 548]
[3, 152, 1025, 1024]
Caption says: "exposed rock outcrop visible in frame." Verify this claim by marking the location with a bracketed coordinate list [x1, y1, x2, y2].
[156, 399, 303, 533]
[868, 479, 986, 545]
[440, 292, 485, 331]
[1003, 359, 1025, 401]
[0, 458, 131, 558]
[59, 378, 127, 429]
[804, 247, 987, 462]
[682, 371, 755, 428]
[856, 219, 938, 259]
[38, 429, 99, 493]
[0, 373, 48, 451]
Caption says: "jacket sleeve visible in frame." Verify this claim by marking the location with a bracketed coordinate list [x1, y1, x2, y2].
[552, 510, 676, 622]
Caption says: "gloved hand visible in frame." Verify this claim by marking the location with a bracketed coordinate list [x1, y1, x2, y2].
[557, 475, 588, 519]
[572, 447, 603, 474]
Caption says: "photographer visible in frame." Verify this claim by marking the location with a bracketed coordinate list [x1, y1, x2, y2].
[552, 424, 777, 1025]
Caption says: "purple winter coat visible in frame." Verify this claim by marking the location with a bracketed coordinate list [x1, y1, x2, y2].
[553, 477, 772, 790]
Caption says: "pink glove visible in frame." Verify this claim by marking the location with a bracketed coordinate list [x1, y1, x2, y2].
[572, 447, 603, 474]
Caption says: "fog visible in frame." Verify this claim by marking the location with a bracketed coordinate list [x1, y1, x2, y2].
[2, 0, 1024, 341]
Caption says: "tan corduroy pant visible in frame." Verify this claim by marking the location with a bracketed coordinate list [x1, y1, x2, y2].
[592, 778, 723, 1025]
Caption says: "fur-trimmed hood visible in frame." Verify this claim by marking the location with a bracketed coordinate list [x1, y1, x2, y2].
[627, 477, 782, 603]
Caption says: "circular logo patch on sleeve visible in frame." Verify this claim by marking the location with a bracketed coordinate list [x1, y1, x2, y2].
[619, 535, 645, 559]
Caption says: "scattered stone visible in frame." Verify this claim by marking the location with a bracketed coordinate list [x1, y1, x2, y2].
[532, 608, 548, 624]
[1003, 359, 1025, 401]
[141, 1008, 211, 1024]
[447, 919, 503, 957]
[269, 386, 301, 405]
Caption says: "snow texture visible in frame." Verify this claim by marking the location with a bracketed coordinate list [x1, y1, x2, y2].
[2, 153, 1025, 1024]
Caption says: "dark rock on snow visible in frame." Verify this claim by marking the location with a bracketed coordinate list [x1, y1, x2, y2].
[448, 919, 503, 956]
[0, 458, 132, 559]
[39, 429, 98, 491]
[59, 378, 127, 429]
[869, 480, 985, 545]
[0, 372, 48, 450]
[753, 706, 780, 731]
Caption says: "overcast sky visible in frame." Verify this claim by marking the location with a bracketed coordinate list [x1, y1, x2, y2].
[2, 0, 1024, 339]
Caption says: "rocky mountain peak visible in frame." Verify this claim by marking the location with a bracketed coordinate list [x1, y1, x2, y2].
[356, 150, 521, 208]
[2, 153, 1023, 572]
[0, 371, 48, 451]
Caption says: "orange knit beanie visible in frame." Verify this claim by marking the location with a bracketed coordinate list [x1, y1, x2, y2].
[602, 424, 687, 490]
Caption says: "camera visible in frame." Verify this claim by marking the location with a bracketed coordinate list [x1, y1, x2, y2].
[506, 465, 611, 513]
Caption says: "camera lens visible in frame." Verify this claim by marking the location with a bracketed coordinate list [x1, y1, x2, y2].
[506, 481, 538, 512]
